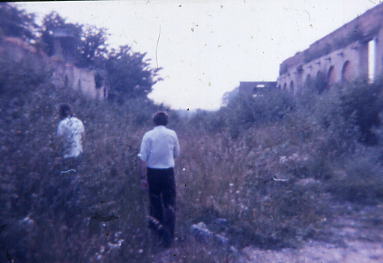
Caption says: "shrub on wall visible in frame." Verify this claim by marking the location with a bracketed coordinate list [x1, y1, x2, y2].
[219, 88, 296, 137]
[311, 80, 383, 146]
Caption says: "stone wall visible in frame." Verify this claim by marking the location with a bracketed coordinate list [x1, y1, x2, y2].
[0, 36, 108, 100]
[278, 3, 383, 93]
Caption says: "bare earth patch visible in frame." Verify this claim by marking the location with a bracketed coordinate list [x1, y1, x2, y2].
[239, 203, 383, 263]
[240, 240, 383, 263]
[151, 203, 383, 262]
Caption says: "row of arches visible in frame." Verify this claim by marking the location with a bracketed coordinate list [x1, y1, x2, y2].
[280, 60, 354, 93]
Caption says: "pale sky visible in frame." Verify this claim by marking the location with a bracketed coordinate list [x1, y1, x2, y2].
[18, 0, 382, 110]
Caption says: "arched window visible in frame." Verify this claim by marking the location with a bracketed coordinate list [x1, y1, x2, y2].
[283, 83, 287, 90]
[305, 74, 312, 88]
[95, 73, 104, 89]
[368, 39, 376, 83]
[316, 71, 322, 81]
[64, 75, 69, 88]
[290, 81, 295, 93]
[341, 61, 352, 82]
[315, 71, 326, 93]
[327, 66, 336, 88]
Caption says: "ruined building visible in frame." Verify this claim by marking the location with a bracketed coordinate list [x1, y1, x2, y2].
[277, 3, 383, 93]
[238, 81, 277, 96]
[0, 26, 108, 100]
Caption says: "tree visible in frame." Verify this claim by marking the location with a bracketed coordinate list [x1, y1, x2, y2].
[13, 9, 162, 103]
[221, 87, 239, 107]
[40, 12, 82, 57]
[0, 3, 37, 41]
[105, 45, 162, 102]
[77, 25, 109, 67]
[40, 12, 109, 69]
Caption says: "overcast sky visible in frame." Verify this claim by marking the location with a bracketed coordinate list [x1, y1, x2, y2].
[18, 0, 381, 110]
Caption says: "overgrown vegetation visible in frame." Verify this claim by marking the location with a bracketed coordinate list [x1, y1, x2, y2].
[182, 76, 383, 251]
[0, 3, 161, 104]
[0, 54, 154, 263]
[0, 3, 37, 41]
[302, 25, 366, 63]
[1, 2, 383, 263]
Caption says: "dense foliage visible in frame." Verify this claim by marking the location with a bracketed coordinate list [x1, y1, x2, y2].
[39, 10, 161, 102]
[0, 53, 157, 263]
[0, 3, 37, 41]
[179, 78, 383, 256]
[1, 2, 383, 263]
[105, 46, 162, 102]
[0, 3, 161, 104]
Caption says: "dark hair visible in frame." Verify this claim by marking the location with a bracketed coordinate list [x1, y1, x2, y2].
[59, 104, 72, 119]
[153, 111, 168, 126]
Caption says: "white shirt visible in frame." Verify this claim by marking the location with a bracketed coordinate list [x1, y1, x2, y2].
[138, 125, 180, 169]
[57, 116, 85, 158]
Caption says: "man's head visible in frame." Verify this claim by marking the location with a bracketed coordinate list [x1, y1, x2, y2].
[59, 104, 72, 119]
[153, 111, 168, 126]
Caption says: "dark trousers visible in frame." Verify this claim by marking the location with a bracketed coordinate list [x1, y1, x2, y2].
[61, 155, 83, 172]
[147, 167, 176, 245]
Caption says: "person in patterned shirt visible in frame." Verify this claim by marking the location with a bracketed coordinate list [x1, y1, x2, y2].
[57, 104, 85, 173]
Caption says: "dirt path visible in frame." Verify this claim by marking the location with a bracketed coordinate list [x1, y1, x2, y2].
[239, 203, 383, 263]
[151, 202, 383, 262]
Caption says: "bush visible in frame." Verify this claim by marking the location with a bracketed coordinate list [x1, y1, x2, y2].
[175, 125, 326, 250]
[175, 78, 383, 251]
[219, 88, 296, 137]
[309, 80, 383, 148]
[327, 147, 383, 204]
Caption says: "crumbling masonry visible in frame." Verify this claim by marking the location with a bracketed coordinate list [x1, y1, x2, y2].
[277, 3, 383, 93]
[0, 33, 108, 100]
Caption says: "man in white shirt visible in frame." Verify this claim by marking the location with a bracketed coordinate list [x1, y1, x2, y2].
[57, 104, 85, 173]
[138, 111, 180, 248]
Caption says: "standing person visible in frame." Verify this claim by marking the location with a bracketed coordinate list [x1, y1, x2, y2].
[138, 111, 180, 248]
[57, 103, 85, 173]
